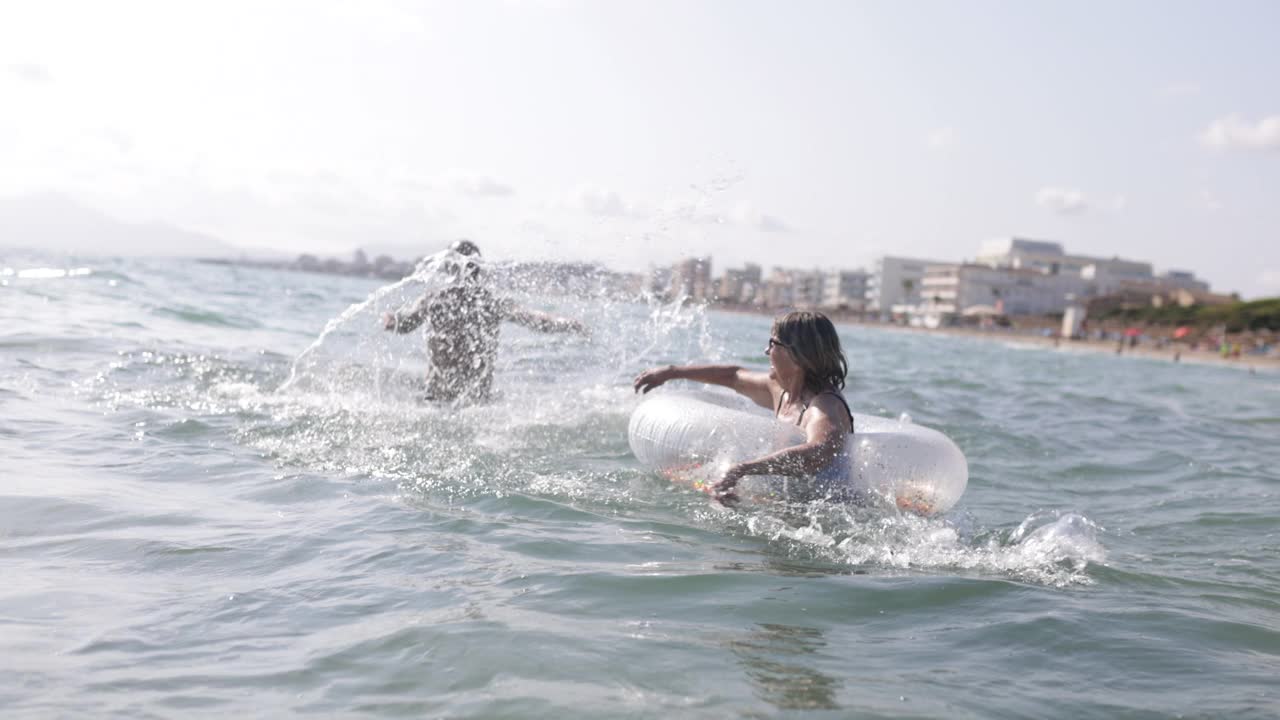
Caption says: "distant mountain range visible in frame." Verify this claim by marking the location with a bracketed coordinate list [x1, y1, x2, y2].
[0, 193, 247, 258]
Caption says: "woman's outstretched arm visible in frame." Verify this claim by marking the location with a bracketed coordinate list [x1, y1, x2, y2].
[633, 364, 775, 409]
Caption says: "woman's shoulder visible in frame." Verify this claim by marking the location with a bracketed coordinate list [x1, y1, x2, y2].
[806, 390, 853, 428]
[809, 389, 848, 409]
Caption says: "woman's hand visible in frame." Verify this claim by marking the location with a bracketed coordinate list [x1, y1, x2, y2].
[633, 365, 677, 394]
[711, 463, 747, 505]
[382, 312, 397, 331]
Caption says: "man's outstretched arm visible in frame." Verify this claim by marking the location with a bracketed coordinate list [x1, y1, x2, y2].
[502, 302, 588, 335]
[382, 296, 429, 334]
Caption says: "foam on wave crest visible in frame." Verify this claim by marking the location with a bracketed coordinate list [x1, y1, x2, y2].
[731, 506, 1106, 587]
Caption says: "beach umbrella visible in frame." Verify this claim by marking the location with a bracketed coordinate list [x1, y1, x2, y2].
[1173, 326, 1191, 339]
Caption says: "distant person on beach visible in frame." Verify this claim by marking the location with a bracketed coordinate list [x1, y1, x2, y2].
[382, 240, 588, 403]
[633, 310, 855, 504]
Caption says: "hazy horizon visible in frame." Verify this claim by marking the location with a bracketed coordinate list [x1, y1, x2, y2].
[2, 1, 1278, 297]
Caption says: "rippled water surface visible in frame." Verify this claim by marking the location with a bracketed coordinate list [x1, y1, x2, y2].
[2, 254, 1277, 718]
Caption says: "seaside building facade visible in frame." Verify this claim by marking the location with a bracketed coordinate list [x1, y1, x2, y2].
[792, 270, 825, 307]
[910, 239, 1221, 325]
[976, 237, 1091, 275]
[977, 236, 1160, 297]
[1155, 270, 1211, 293]
[756, 267, 828, 309]
[760, 268, 795, 308]
[670, 256, 713, 301]
[648, 257, 712, 301]
[1079, 258, 1156, 296]
[716, 263, 762, 304]
[919, 263, 1088, 320]
[821, 269, 869, 311]
[639, 238, 1220, 315]
[1107, 269, 1212, 297]
[866, 256, 952, 318]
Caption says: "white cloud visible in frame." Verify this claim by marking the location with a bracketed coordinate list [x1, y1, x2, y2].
[661, 200, 723, 226]
[1110, 194, 1128, 212]
[438, 171, 515, 198]
[564, 185, 646, 218]
[731, 202, 790, 232]
[651, 199, 789, 232]
[1035, 187, 1088, 215]
[926, 127, 955, 150]
[1200, 114, 1280, 151]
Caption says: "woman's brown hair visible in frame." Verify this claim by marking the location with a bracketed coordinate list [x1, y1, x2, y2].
[772, 311, 848, 393]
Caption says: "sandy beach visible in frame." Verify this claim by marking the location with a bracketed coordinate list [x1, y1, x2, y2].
[858, 322, 1280, 373]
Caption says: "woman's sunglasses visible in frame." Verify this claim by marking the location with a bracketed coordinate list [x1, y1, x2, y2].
[767, 337, 791, 352]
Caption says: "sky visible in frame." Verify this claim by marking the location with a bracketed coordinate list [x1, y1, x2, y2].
[1, 0, 1278, 297]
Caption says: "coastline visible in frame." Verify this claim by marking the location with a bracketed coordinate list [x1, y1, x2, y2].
[707, 304, 1279, 373]
[850, 321, 1280, 373]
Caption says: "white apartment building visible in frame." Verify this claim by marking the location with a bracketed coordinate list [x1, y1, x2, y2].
[866, 256, 951, 316]
[1080, 259, 1156, 296]
[821, 269, 869, 310]
[792, 269, 825, 307]
[761, 268, 795, 308]
[1156, 270, 1210, 293]
[669, 256, 712, 301]
[919, 263, 1089, 318]
[717, 263, 762, 304]
[647, 266, 672, 297]
[976, 237, 1088, 275]
[978, 237, 1156, 297]
[760, 267, 826, 308]
[1115, 269, 1212, 296]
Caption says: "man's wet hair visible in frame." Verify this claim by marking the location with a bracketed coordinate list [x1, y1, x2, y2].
[440, 239, 483, 283]
[450, 239, 481, 257]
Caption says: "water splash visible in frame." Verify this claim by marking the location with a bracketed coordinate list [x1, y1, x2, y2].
[72, 256, 1110, 588]
[737, 505, 1106, 587]
[278, 250, 462, 393]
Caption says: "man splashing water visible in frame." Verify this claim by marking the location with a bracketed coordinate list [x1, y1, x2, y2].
[382, 240, 587, 404]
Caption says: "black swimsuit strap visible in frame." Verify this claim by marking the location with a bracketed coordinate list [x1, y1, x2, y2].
[796, 390, 855, 433]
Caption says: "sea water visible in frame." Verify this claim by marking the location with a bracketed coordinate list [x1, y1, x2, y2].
[2, 253, 1277, 718]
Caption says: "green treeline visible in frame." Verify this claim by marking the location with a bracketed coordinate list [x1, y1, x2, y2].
[1096, 297, 1280, 332]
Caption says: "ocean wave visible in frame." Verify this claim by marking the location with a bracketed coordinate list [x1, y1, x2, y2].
[1, 265, 94, 280]
[152, 305, 263, 329]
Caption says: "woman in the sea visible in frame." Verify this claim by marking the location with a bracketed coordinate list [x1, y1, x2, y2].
[633, 310, 855, 504]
